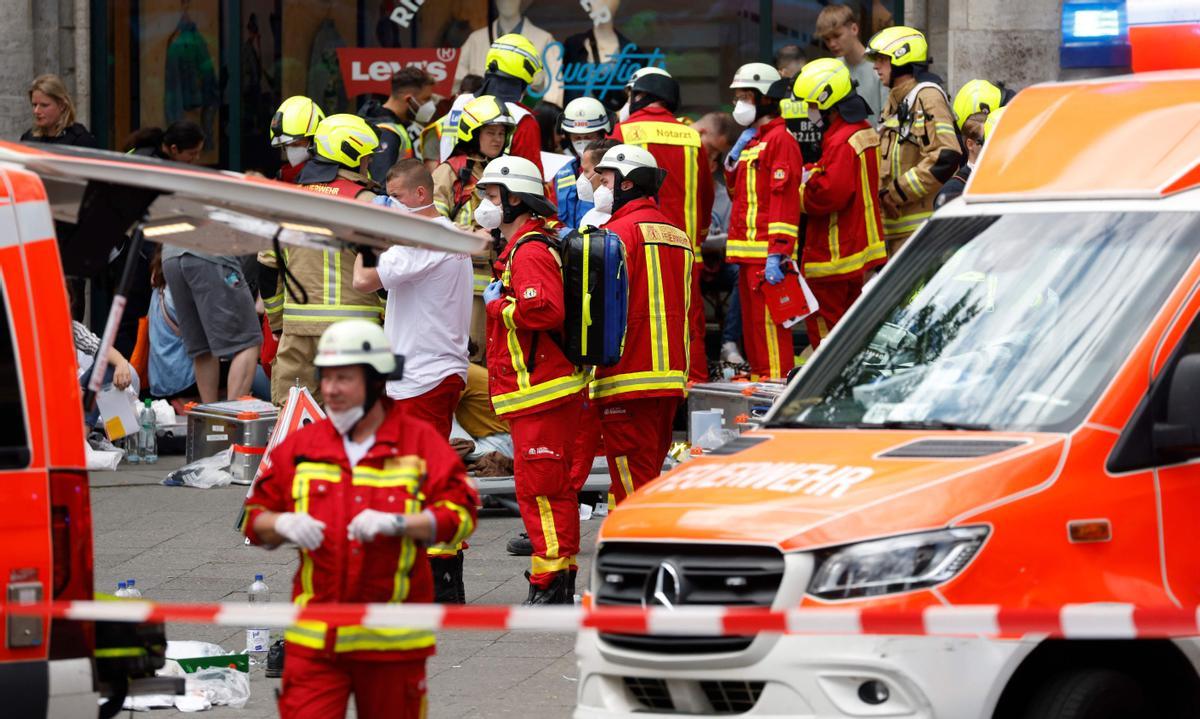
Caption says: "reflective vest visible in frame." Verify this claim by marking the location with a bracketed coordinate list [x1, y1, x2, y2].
[271, 174, 384, 334]
[437, 95, 541, 173]
[798, 114, 888, 279]
[613, 107, 713, 252]
[243, 406, 478, 659]
[485, 218, 587, 418]
[592, 198, 693, 402]
[878, 75, 963, 243]
[432, 153, 484, 229]
[724, 117, 803, 264]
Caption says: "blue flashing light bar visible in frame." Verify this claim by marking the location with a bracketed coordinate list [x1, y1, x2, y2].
[1061, 0, 1132, 68]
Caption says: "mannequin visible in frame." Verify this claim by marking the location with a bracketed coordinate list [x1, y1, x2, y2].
[563, 0, 640, 112]
[454, 0, 561, 106]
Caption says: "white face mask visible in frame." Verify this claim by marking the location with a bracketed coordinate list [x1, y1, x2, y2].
[592, 184, 614, 213]
[807, 107, 825, 127]
[285, 144, 309, 167]
[732, 100, 757, 127]
[575, 174, 595, 202]
[413, 100, 437, 124]
[617, 102, 630, 122]
[571, 138, 592, 158]
[327, 405, 365, 435]
[400, 200, 434, 213]
[474, 198, 503, 230]
[581, 0, 612, 25]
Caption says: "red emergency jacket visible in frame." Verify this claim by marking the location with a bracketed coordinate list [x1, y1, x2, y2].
[613, 107, 714, 252]
[243, 404, 478, 660]
[798, 114, 888, 280]
[724, 116, 803, 264]
[593, 198, 694, 402]
[510, 105, 544, 176]
[486, 217, 587, 418]
[277, 161, 304, 184]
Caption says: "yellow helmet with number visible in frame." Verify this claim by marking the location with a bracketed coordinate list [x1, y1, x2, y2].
[792, 58, 854, 111]
[867, 26, 929, 66]
[312, 114, 379, 169]
[953, 79, 1004, 129]
[270, 96, 325, 147]
[486, 33, 542, 85]
[456, 95, 516, 144]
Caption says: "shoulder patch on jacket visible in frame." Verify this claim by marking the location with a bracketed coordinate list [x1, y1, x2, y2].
[641, 223, 692, 250]
[848, 128, 881, 156]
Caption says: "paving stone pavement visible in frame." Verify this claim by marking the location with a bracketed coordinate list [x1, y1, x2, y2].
[91, 454, 599, 718]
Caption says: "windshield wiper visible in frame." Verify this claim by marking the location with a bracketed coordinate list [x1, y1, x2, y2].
[855, 419, 993, 431]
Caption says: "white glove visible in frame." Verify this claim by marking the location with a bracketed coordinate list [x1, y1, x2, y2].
[274, 512, 326, 551]
[348, 509, 404, 543]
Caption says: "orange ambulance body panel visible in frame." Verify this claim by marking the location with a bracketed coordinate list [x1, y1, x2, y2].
[966, 71, 1200, 201]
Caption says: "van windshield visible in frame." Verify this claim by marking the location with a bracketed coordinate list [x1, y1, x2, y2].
[771, 212, 1200, 433]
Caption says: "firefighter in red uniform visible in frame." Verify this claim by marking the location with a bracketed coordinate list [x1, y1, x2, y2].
[592, 144, 693, 505]
[612, 69, 713, 383]
[724, 63, 803, 379]
[792, 59, 888, 348]
[243, 320, 478, 719]
[477, 155, 588, 604]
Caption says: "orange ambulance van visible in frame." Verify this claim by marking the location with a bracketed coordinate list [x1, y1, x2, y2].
[0, 141, 481, 717]
[576, 71, 1200, 718]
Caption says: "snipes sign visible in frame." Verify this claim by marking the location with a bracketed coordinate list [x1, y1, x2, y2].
[337, 48, 460, 97]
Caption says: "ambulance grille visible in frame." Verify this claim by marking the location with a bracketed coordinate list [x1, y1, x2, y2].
[879, 438, 1024, 459]
[595, 543, 784, 654]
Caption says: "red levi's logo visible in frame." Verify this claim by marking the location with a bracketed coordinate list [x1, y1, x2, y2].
[338, 48, 460, 98]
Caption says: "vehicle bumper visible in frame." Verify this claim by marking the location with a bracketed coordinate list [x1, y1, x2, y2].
[574, 630, 1036, 718]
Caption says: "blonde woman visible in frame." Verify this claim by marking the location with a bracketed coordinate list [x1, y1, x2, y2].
[20, 74, 98, 148]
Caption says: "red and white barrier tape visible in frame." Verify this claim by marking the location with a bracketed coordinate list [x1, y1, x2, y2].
[5, 601, 1200, 639]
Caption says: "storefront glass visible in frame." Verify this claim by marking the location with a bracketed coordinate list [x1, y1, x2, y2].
[95, 0, 899, 170]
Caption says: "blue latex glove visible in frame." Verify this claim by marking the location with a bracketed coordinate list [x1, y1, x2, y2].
[483, 279, 504, 305]
[764, 254, 787, 285]
[724, 128, 758, 171]
[372, 194, 399, 210]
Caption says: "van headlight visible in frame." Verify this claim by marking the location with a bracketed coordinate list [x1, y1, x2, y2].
[807, 527, 988, 600]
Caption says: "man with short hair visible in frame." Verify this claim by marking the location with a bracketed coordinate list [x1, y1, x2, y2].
[576, 138, 620, 229]
[816, 4, 887, 127]
[359, 67, 435, 186]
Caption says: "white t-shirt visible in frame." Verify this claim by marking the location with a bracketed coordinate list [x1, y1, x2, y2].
[579, 208, 611, 230]
[376, 215, 472, 400]
[343, 433, 376, 467]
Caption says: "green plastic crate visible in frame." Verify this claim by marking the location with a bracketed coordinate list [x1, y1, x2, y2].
[174, 653, 249, 673]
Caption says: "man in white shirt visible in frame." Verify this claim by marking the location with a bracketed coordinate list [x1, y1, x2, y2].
[353, 159, 472, 440]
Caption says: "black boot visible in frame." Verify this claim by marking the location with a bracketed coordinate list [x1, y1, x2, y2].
[431, 553, 466, 604]
[523, 570, 571, 605]
[265, 639, 284, 678]
[506, 532, 533, 556]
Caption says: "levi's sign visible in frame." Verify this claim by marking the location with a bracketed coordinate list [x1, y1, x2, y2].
[337, 48, 460, 97]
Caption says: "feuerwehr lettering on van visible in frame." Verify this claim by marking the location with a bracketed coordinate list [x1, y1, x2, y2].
[645, 462, 874, 498]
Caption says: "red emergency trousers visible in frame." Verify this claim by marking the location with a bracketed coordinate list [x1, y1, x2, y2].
[725, 117, 803, 379]
[486, 218, 588, 586]
[614, 107, 714, 382]
[798, 115, 886, 348]
[595, 198, 693, 505]
[393, 375, 467, 440]
[243, 406, 477, 719]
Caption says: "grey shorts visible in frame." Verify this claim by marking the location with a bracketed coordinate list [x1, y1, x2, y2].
[162, 255, 261, 359]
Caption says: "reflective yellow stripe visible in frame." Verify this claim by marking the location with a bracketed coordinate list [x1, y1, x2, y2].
[883, 212, 932, 239]
[859, 153, 886, 266]
[434, 199, 451, 217]
[804, 247, 876, 278]
[645, 246, 668, 372]
[432, 500, 475, 548]
[392, 496, 419, 603]
[531, 555, 573, 574]
[285, 619, 328, 650]
[334, 626, 436, 653]
[282, 304, 384, 322]
[580, 231, 592, 357]
[725, 240, 770, 258]
[351, 457, 423, 489]
[684, 147, 698, 246]
[827, 211, 840, 264]
[589, 370, 686, 399]
[615, 456, 634, 497]
[768, 222, 799, 238]
[501, 299, 531, 390]
[764, 302, 781, 379]
[904, 168, 926, 197]
[263, 293, 284, 310]
[491, 371, 588, 415]
[744, 149, 760, 244]
[681, 247, 693, 362]
[95, 647, 147, 658]
[934, 121, 957, 136]
[536, 496, 559, 558]
[427, 544, 463, 556]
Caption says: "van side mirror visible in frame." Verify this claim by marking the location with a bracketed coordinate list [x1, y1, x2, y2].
[1153, 354, 1200, 459]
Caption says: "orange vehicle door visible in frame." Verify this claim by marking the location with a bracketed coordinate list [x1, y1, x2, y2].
[0, 167, 53, 664]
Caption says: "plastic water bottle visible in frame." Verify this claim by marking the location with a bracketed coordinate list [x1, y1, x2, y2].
[138, 400, 158, 464]
[125, 579, 141, 598]
[115, 581, 128, 598]
[123, 434, 141, 464]
[246, 574, 270, 664]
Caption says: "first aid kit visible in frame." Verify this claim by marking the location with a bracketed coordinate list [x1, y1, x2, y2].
[756, 263, 819, 328]
[186, 400, 278, 482]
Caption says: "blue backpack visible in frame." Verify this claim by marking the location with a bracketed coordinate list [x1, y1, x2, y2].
[559, 227, 628, 367]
